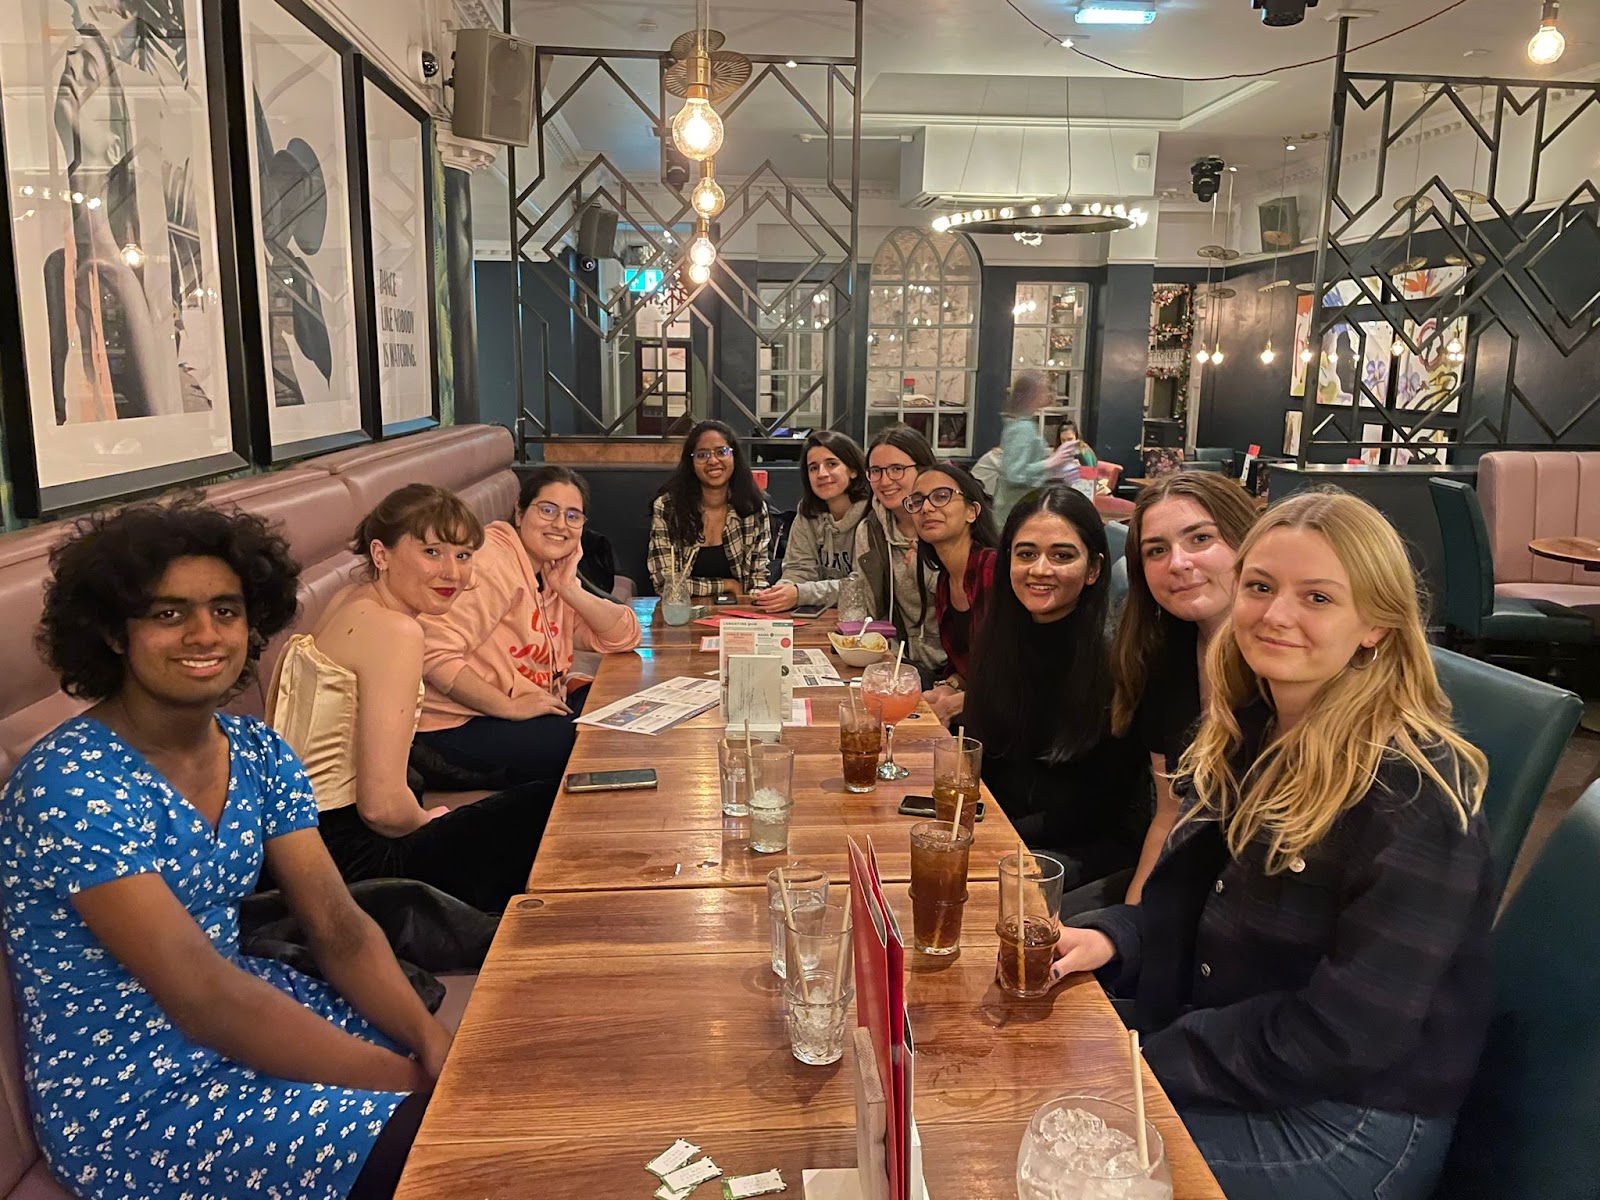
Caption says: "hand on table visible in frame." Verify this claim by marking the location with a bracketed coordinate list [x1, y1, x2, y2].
[751, 583, 799, 612]
[1047, 927, 1116, 990]
[924, 684, 965, 724]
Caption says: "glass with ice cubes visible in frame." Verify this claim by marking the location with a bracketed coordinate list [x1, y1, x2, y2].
[1016, 1096, 1172, 1200]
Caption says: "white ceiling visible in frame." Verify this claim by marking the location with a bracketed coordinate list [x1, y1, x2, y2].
[477, 0, 1600, 245]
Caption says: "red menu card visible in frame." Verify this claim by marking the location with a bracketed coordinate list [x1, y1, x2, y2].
[849, 837, 913, 1199]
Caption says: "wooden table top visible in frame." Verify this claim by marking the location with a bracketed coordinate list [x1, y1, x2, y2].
[396, 605, 1223, 1200]
[396, 884, 1221, 1199]
[1529, 536, 1600, 569]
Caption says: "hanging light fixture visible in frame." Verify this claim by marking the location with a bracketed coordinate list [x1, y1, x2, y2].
[1258, 135, 1295, 362]
[1260, 340, 1276, 365]
[120, 242, 146, 268]
[690, 163, 725, 218]
[689, 222, 717, 269]
[1528, 0, 1565, 64]
[664, 2, 748, 161]
[687, 261, 712, 285]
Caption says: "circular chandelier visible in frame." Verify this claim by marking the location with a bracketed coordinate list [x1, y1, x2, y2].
[932, 201, 1149, 237]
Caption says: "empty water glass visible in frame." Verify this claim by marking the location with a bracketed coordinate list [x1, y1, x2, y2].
[767, 866, 829, 978]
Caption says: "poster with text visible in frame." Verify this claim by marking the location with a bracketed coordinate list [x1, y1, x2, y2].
[241, 0, 365, 455]
[0, 0, 243, 512]
[363, 76, 435, 432]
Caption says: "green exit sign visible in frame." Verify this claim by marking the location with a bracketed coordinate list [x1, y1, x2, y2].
[625, 267, 664, 293]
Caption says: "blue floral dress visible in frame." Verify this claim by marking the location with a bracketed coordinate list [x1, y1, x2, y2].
[0, 715, 408, 1200]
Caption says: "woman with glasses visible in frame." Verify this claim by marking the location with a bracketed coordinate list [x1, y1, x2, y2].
[752, 430, 871, 613]
[269, 484, 549, 911]
[648, 420, 771, 598]
[850, 425, 946, 684]
[907, 462, 1001, 725]
[964, 487, 1149, 894]
[414, 466, 642, 788]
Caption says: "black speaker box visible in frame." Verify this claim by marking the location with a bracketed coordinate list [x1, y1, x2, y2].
[577, 205, 619, 259]
[451, 28, 536, 146]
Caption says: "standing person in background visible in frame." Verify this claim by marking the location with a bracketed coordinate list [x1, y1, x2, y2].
[1109, 472, 1259, 903]
[1053, 491, 1493, 1200]
[851, 425, 946, 683]
[5, 497, 448, 1200]
[269, 484, 549, 912]
[907, 462, 1001, 725]
[415, 466, 642, 788]
[753, 430, 871, 613]
[994, 371, 1060, 524]
[648, 420, 771, 598]
[964, 487, 1150, 899]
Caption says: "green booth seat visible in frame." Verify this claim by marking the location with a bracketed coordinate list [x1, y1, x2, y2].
[1428, 479, 1595, 647]
[1433, 779, 1600, 1199]
[1431, 646, 1583, 902]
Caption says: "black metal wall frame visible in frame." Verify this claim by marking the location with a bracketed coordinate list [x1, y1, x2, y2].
[1302, 16, 1600, 463]
[354, 54, 443, 439]
[503, 0, 864, 453]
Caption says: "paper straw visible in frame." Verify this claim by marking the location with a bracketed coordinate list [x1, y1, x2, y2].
[830, 903, 853, 1003]
[1015, 840, 1027, 989]
[892, 638, 906, 678]
[776, 868, 808, 1003]
[744, 718, 753, 756]
[1130, 1029, 1150, 1171]
[949, 798, 962, 839]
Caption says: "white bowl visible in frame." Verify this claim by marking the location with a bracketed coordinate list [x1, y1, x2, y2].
[829, 632, 892, 668]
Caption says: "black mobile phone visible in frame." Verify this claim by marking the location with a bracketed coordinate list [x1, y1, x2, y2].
[714, 593, 738, 605]
[793, 604, 826, 619]
[563, 768, 659, 793]
[897, 795, 985, 821]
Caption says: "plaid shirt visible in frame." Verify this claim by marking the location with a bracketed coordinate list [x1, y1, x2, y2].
[648, 494, 771, 597]
[1075, 703, 1495, 1118]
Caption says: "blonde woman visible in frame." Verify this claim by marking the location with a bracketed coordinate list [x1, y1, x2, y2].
[1050, 490, 1494, 1200]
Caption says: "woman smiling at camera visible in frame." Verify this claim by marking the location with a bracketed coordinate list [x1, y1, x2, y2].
[6, 497, 448, 1200]
[753, 429, 871, 613]
[414, 467, 642, 788]
[1052, 490, 1493, 1200]
[268, 484, 550, 913]
[1110, 472, 1259, 903]
[648, 420, 771, 598]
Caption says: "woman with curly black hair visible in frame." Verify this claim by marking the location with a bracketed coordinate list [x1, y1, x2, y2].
[646, 419, 771, 597]
[2, 496, 448, 1200]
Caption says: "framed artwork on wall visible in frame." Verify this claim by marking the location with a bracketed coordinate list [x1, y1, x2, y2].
[357, 61, 438, 436]
[233, 0, 373, 462]
[0, 0, 251, 516]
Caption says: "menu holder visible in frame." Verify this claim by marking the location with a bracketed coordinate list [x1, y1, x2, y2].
[724, 654, 785, 741]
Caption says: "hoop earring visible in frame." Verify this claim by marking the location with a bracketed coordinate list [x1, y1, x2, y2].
[1350, 643, 1380, 671]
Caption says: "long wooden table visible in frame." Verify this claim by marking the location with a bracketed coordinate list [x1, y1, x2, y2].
[395, 602, 1225, 1199]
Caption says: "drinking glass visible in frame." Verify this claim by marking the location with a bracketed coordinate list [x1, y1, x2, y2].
[933, 735, 982, 832]
[838, 702, 883, 794]
[860, 660, 921, 780]
[747, 744, 796, 854]
[1016, 1096, 1171, 1200]
[997, 851, 1066, 998]
[908, 820, 973, 955]
[766, 866, 829, 978]
[660, 576, 693, 626]
[718, 736, 752, 817]
[783, 896, 854, 1065]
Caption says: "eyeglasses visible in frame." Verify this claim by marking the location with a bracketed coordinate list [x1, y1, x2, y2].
[867, 463, 916, 482]
[902, 486, 959, 514]
[691, 446, 734, 462]
[531, 501, 587, 528]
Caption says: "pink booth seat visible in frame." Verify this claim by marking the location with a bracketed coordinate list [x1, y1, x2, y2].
[0, 425, 519, 1195]
[1478, 451, 1600, 616]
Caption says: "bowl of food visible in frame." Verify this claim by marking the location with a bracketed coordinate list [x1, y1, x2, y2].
[829, 629, 893, 667]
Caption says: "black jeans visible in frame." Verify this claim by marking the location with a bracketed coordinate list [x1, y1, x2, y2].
[412, 685, 591, 788]
[318, 784, 552, 914]
[349, 1093, 428, 1200]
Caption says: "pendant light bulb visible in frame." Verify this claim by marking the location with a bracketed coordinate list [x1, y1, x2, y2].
[671, 45, 725, 162]
[1260, 342, 1276, 365]
[1211, 344, 1225, 365]
[1392, 339, 1406, 357]
[687, 260, 711, 286]
[691, 172, 725, 218]
[1528, 1, 1565, 65]
[688, 234, 717, 269]
[120, 242, 146, 269]
[1195, 347, 1211, 365]
[1300, 347, 1314, 364]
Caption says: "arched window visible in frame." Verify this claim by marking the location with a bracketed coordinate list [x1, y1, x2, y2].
[866, 228, 981, 455]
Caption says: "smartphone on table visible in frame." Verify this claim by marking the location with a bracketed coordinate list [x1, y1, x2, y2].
[897, 795, 985, 821]
[793, 604, 826, 619]
[563, 768, 659, 793]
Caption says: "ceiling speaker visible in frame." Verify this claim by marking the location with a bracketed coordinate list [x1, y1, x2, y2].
[451, 28, 536, 146]
[1259, 196, 1300, 251]
[577, 205, 619, 259]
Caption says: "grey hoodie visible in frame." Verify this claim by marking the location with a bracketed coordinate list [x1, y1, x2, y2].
[777, 498, 870, 608]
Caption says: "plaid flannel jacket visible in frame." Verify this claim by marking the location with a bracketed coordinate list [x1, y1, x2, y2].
[648, 494, 772, 597]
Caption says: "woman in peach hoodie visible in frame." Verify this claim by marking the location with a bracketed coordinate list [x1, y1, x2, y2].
[414, 465, 642, 786]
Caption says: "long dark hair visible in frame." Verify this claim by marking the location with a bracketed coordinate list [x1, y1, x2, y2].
[654, 419, 764, 545]
[797, 430, 870, 519]
[911, 462, 1000, 623]
[966, 486, 1112, 763]
[1109, 471, 1260, 736]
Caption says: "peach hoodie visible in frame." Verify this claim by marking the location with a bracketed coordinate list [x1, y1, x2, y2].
[416, 520, 642, 732]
